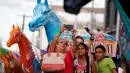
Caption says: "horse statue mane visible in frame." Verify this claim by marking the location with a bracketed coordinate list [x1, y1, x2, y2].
[6, 25, 41, 73]
[0, 46, 24, 73]
[29, 0, 62, 43]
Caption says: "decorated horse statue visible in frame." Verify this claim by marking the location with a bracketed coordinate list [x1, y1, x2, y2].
[0, 46, 24, 73]
[29, 0, 62, 43]
[0, 57, 5, 73]
[7, 25, 41, 73]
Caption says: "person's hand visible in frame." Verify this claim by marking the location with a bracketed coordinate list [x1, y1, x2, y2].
[60, 25, 67, 33]
[71, 29, 77, 40]
[84, 26, 94, 35]
[71, 29, 77, 36]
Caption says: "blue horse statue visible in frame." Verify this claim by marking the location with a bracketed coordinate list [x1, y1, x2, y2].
[29, 0, 62, 43]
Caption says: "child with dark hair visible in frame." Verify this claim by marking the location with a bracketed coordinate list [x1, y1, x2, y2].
[76, 36, 84, 44]
[74, 42, 96, 73]
[95, 45, 117, 73]
[73, 27, 96, 73]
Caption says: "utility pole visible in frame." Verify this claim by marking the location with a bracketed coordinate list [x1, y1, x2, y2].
[116, 12, 120, 41]
[90, 0, 94, 30]
[22, 15, 25, 33]
[17, 14, 32, 33]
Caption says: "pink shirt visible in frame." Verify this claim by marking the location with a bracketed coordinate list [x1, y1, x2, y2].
[74, 59, 88, 73]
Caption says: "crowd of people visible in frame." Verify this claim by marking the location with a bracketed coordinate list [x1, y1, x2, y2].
[0, 25, 118, 73]
[43, 25, 117, 73]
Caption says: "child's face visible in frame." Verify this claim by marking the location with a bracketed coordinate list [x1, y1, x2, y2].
[77, 45, 87, 56]
[76, 38, 84, 45]
[95, 48, 106, 61]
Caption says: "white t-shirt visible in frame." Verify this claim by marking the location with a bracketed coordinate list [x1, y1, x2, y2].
[118, 67, 123, 73]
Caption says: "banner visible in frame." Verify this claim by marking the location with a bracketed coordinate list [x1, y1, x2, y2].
[118, 0, 130, 19]
[113, 0, 130, 72]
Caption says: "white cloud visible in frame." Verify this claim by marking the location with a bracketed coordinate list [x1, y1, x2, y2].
[0, 7, 17, 39]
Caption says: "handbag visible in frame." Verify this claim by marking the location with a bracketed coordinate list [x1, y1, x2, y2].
[41, 44, 65, 72]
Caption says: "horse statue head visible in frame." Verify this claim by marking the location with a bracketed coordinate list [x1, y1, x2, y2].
[29, 0, 62, 43]
[6, 25, 21, 47]
[7, 25, 41, 73]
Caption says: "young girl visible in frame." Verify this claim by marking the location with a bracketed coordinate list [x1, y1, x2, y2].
[74, 42, 97, 73]
[95, 45, 117, 73]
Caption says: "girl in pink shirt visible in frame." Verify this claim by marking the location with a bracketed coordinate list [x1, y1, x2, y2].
[74, 42, 96, 73]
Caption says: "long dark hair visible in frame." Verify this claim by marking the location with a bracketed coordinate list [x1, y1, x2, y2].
[77, 42, 89, 73]
[77, 42, 88, 51]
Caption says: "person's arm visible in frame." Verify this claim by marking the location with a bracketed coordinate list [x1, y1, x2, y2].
[50, 26, 66, 52]
[112, 68, 117, 73]
[87, 33, 94, 49]
[70, 29, 77, 59]
[123, 64, 127, 73]
[84, 26, 94, 49]
[90, 58, 97, 73]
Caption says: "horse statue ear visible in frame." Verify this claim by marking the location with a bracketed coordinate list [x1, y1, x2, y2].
[37, 0, 49, 7]
[17, 25, 20, 31]
[12, 24, 15, 29]
[37, 0, 41, 4]
[44, 0, 49, 7]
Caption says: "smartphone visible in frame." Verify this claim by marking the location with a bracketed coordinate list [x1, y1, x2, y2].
[64, 24, 73, 31]
[63, 24, 73, 36]
[84, 26, 90, 32]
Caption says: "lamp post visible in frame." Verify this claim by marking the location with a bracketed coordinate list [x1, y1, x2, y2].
[90, 0, 94, 30]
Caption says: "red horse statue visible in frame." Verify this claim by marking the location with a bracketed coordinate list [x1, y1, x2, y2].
[7, 25, 41, 73]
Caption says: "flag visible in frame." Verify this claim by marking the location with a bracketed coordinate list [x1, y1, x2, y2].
[118, 0, 130, 19]
[113, 0, 130, 59]
[113, 0, 130, 72]
[64, 0, 91, 15]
